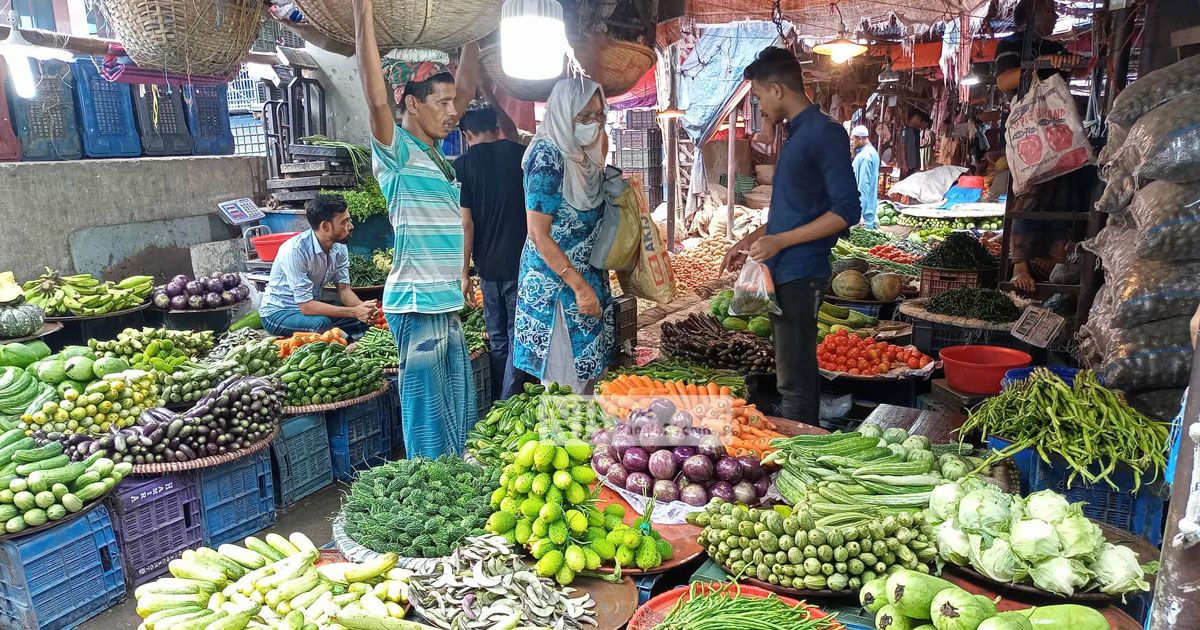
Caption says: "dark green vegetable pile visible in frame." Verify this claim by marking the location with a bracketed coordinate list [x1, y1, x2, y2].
[343, 456, 501, 558]
[849, 226, 893, 249]
[918, 233, 997, 270]
[349, 253, 388, 287]
[927, 288, 1022, 323]
[461, 306, 488, 355]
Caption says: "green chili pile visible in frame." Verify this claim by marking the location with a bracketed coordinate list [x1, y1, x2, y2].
[960, 368, 1170, 491]
[654, 581, 840, 630]
[919, 232, 997, 269]
[927, 287, 1023, 323]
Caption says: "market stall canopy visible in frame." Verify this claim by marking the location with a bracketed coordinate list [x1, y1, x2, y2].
[608, 66, 658, 110]
[679, 21, 781, 145]
[682, 0, 994, 38]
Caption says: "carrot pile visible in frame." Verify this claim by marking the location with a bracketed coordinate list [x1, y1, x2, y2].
[275, 328, 347, 357]
[596, 375, 786, 459]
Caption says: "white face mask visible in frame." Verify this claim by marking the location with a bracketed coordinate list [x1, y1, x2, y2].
[574, 121, 600, 146]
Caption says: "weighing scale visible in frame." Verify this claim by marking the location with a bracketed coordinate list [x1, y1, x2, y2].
[216, 198, 274, 273]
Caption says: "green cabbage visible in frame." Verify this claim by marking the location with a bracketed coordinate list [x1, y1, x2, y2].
[969, 535, 1027, 583]
[937, 520, 971, 565]
[929, 482, 965, 523]
[1022, 490, 1074, 524]
[1056, 514, 1105, 560]
[1028, 557, 1093, 596]
[958, 484, 1021, 536]
[1089, 543, 1151, 595]
[1009, 518, 1062, 563]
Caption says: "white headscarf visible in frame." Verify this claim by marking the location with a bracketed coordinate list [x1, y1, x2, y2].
[524, 77, 607, 210]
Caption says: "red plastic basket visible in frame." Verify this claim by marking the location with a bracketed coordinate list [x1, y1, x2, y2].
[940, 345, 1032, 395]
[251, 232, 300, 262]
[917, 266, 999, 298]
[628, 584, 842, 630]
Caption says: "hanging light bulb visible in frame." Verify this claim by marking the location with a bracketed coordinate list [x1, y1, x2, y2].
[812, 4, 867, 63]
[500, 0, 568, 81]
[960, 71, 981, 86]
[1, 9, 73, 99]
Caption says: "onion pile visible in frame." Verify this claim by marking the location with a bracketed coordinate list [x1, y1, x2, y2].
[153, 273, 248, 311]
[591, 398, 769, 507]
[671, 236, 731, 296]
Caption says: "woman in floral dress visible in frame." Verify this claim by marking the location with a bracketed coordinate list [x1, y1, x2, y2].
[513, 78, 614, 393]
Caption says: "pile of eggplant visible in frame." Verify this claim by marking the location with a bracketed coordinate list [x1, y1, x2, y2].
[36, 375, 282, 465]
[152, 273, 250, 311]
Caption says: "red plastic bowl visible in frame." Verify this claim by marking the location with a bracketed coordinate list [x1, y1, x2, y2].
[250, 232, 300, 262]
[958, 175, 985, 189]
[939, 345, 1032, 395]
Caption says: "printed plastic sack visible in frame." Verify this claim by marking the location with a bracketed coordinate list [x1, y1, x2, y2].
[1084, 225, 1200, 328]
[1004, 74, 1096, 194]
[1109, 54, 1200, 128]
[729, 259, 782, 316]
[616, 179, 675, 304]
[1084, 316, 1192, 391]
[1126, 180, 1200, 261]
[1117, 91, 1200, 183]
[1097, 122, 1129, 166]
[589, 167, 641, 271]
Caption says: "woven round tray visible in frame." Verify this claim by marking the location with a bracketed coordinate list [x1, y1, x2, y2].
[331, 515, 448, 574]
[382, 367, 400, 376]
[46, 302, 149, 322]
[627, 584, 842, 630]
[0, 322, 63, 344]
[899, 299, 1018, 331]
[129, 428, 278, 475]
[281, 383, 389, 415]
[0, 487, 113, 542]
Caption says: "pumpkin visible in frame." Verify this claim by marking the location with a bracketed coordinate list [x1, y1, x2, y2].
[0, 271, 21, 305]
[0, 303, 45, 339]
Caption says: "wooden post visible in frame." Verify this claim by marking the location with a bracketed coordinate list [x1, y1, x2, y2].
[664, 45, 679, 252]
[726, 107, 737, 240]
[1150, 349, 1200, 629]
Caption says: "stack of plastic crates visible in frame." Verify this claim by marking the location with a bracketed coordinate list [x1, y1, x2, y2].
[613, 295, 638, 367]
[198, 450, 276, 546]
[0, 505, 126, 629]
[8, 59, 82, 160]
[72, 59, 140, 158]
[271, 413, 334, 507]
[183, 84, 235, 155]
[132, 84, 194, 156]
[472, 351, 493, 421]
[328, 397, 392, 481]
[108, 473, 204, 587]
[0, 66, 21, 161]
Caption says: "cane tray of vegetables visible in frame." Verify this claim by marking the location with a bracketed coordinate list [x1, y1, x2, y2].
[627, 580, 842, 630]
[152, 273, 251, 312]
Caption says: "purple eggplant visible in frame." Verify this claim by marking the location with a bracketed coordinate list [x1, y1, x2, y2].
[205, 277, 223, 293]
[204, 292, 223, 309]
[187, 295, 205, 310]
[153, 293, 172, 310]
[185, 280, 204, 296]
[165, 280, 186, 297]
[170, 294, 189, 311]
[221, 273, 240, 290]
[220, 291, 236, 305]
[170, 274, 190, 286]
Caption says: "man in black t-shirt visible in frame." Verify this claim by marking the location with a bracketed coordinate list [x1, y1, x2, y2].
[995, 0, 1079, 96]
[454, 103, 534, 399]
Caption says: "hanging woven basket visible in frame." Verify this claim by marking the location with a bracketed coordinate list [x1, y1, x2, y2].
[99, 0, 262, 77]
[294, 0, 501, 51]
[482, 33, 656, 102]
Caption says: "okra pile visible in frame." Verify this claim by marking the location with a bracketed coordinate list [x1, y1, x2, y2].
[689, 499, 938, 592]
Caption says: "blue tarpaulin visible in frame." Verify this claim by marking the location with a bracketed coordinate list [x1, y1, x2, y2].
[679, 21, 781, 145]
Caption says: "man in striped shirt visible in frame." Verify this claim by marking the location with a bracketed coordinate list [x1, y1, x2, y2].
[354, 0, 481, 458]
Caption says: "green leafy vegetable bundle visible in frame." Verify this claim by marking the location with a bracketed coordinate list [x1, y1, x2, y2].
[342, 456, 501, 558]
[918, 232, 998, 269]
[348, 252, 388, 287]
[927, 287, 1022, 323]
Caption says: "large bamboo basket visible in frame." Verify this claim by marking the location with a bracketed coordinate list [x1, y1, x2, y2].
[482, 33, 656, 102]
[99, 0, 261, 76]
[294, 0, 501, 51]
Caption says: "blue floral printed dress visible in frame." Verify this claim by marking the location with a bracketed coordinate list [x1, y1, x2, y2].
[513, 140, 614, 383]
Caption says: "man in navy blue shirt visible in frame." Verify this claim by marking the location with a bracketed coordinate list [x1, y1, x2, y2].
[722, 47, 861, 422]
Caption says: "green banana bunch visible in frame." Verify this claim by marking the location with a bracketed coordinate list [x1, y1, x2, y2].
[21, 268, 156, 316]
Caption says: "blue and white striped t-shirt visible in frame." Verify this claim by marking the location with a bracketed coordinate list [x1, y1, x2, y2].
[372, 126, 465, 315]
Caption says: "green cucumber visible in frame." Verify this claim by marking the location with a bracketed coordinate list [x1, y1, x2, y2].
[29, 462, 86, 492]
[74, 481, 109, 502]
[71, 471, 102, 490]
[0, 428, 24, 450]
[12, 490, 34, 511]
[45, 504, 66, 521]
[61, 493, 83, 513]
[16, 454, 70, 475]
[0, 437, 36, 467]
[243, 536, 285, 562]
[33, 490, 54, 509]
[0, 504, 18, 521]
[11, 442, 63, 463]
[5, 515, 25, 533]
[23, 508, 46, 527]
[87, 457, 114, 478]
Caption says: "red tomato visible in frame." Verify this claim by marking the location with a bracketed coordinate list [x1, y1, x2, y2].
[907, 357, 921, 369]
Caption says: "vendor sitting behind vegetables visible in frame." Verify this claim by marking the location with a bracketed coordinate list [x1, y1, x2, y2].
[259, 194, 379, 340]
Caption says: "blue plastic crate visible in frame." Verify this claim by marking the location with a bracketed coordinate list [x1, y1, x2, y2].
[328, 397, 392, 482]
[109, 473, 204, 587]
[1001, 366, 1094, 390]
[987, 436, 1040, 495]
[472, 351, 492, 421]
[183, 84, 234, 155]
[1028, 458, 1166, 547]
[72, 59, 140, 158]
[8, 59, 83, 161]
[131, 84, 193, 156]
[198, 450, 276, 547]
[0, 505, 126, 630]
[271, 413, 334, 507]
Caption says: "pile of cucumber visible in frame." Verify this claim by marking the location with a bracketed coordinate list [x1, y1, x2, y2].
[276, 342, 385, 407]
[0, 429, 132, 534]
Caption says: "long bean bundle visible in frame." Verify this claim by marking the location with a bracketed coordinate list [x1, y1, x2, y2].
[961, 368, 1170, 491]
[927, 287, 1022, 323]
[919, 232, 997, 269]
[654, 581, 839, 630]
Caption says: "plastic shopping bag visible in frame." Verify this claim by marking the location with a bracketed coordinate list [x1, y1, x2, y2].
[616, 178, 675, 304]
[589, 167, 641, 271]
[1004, 74, 1095, 194]
[729, 259, 782, 316]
